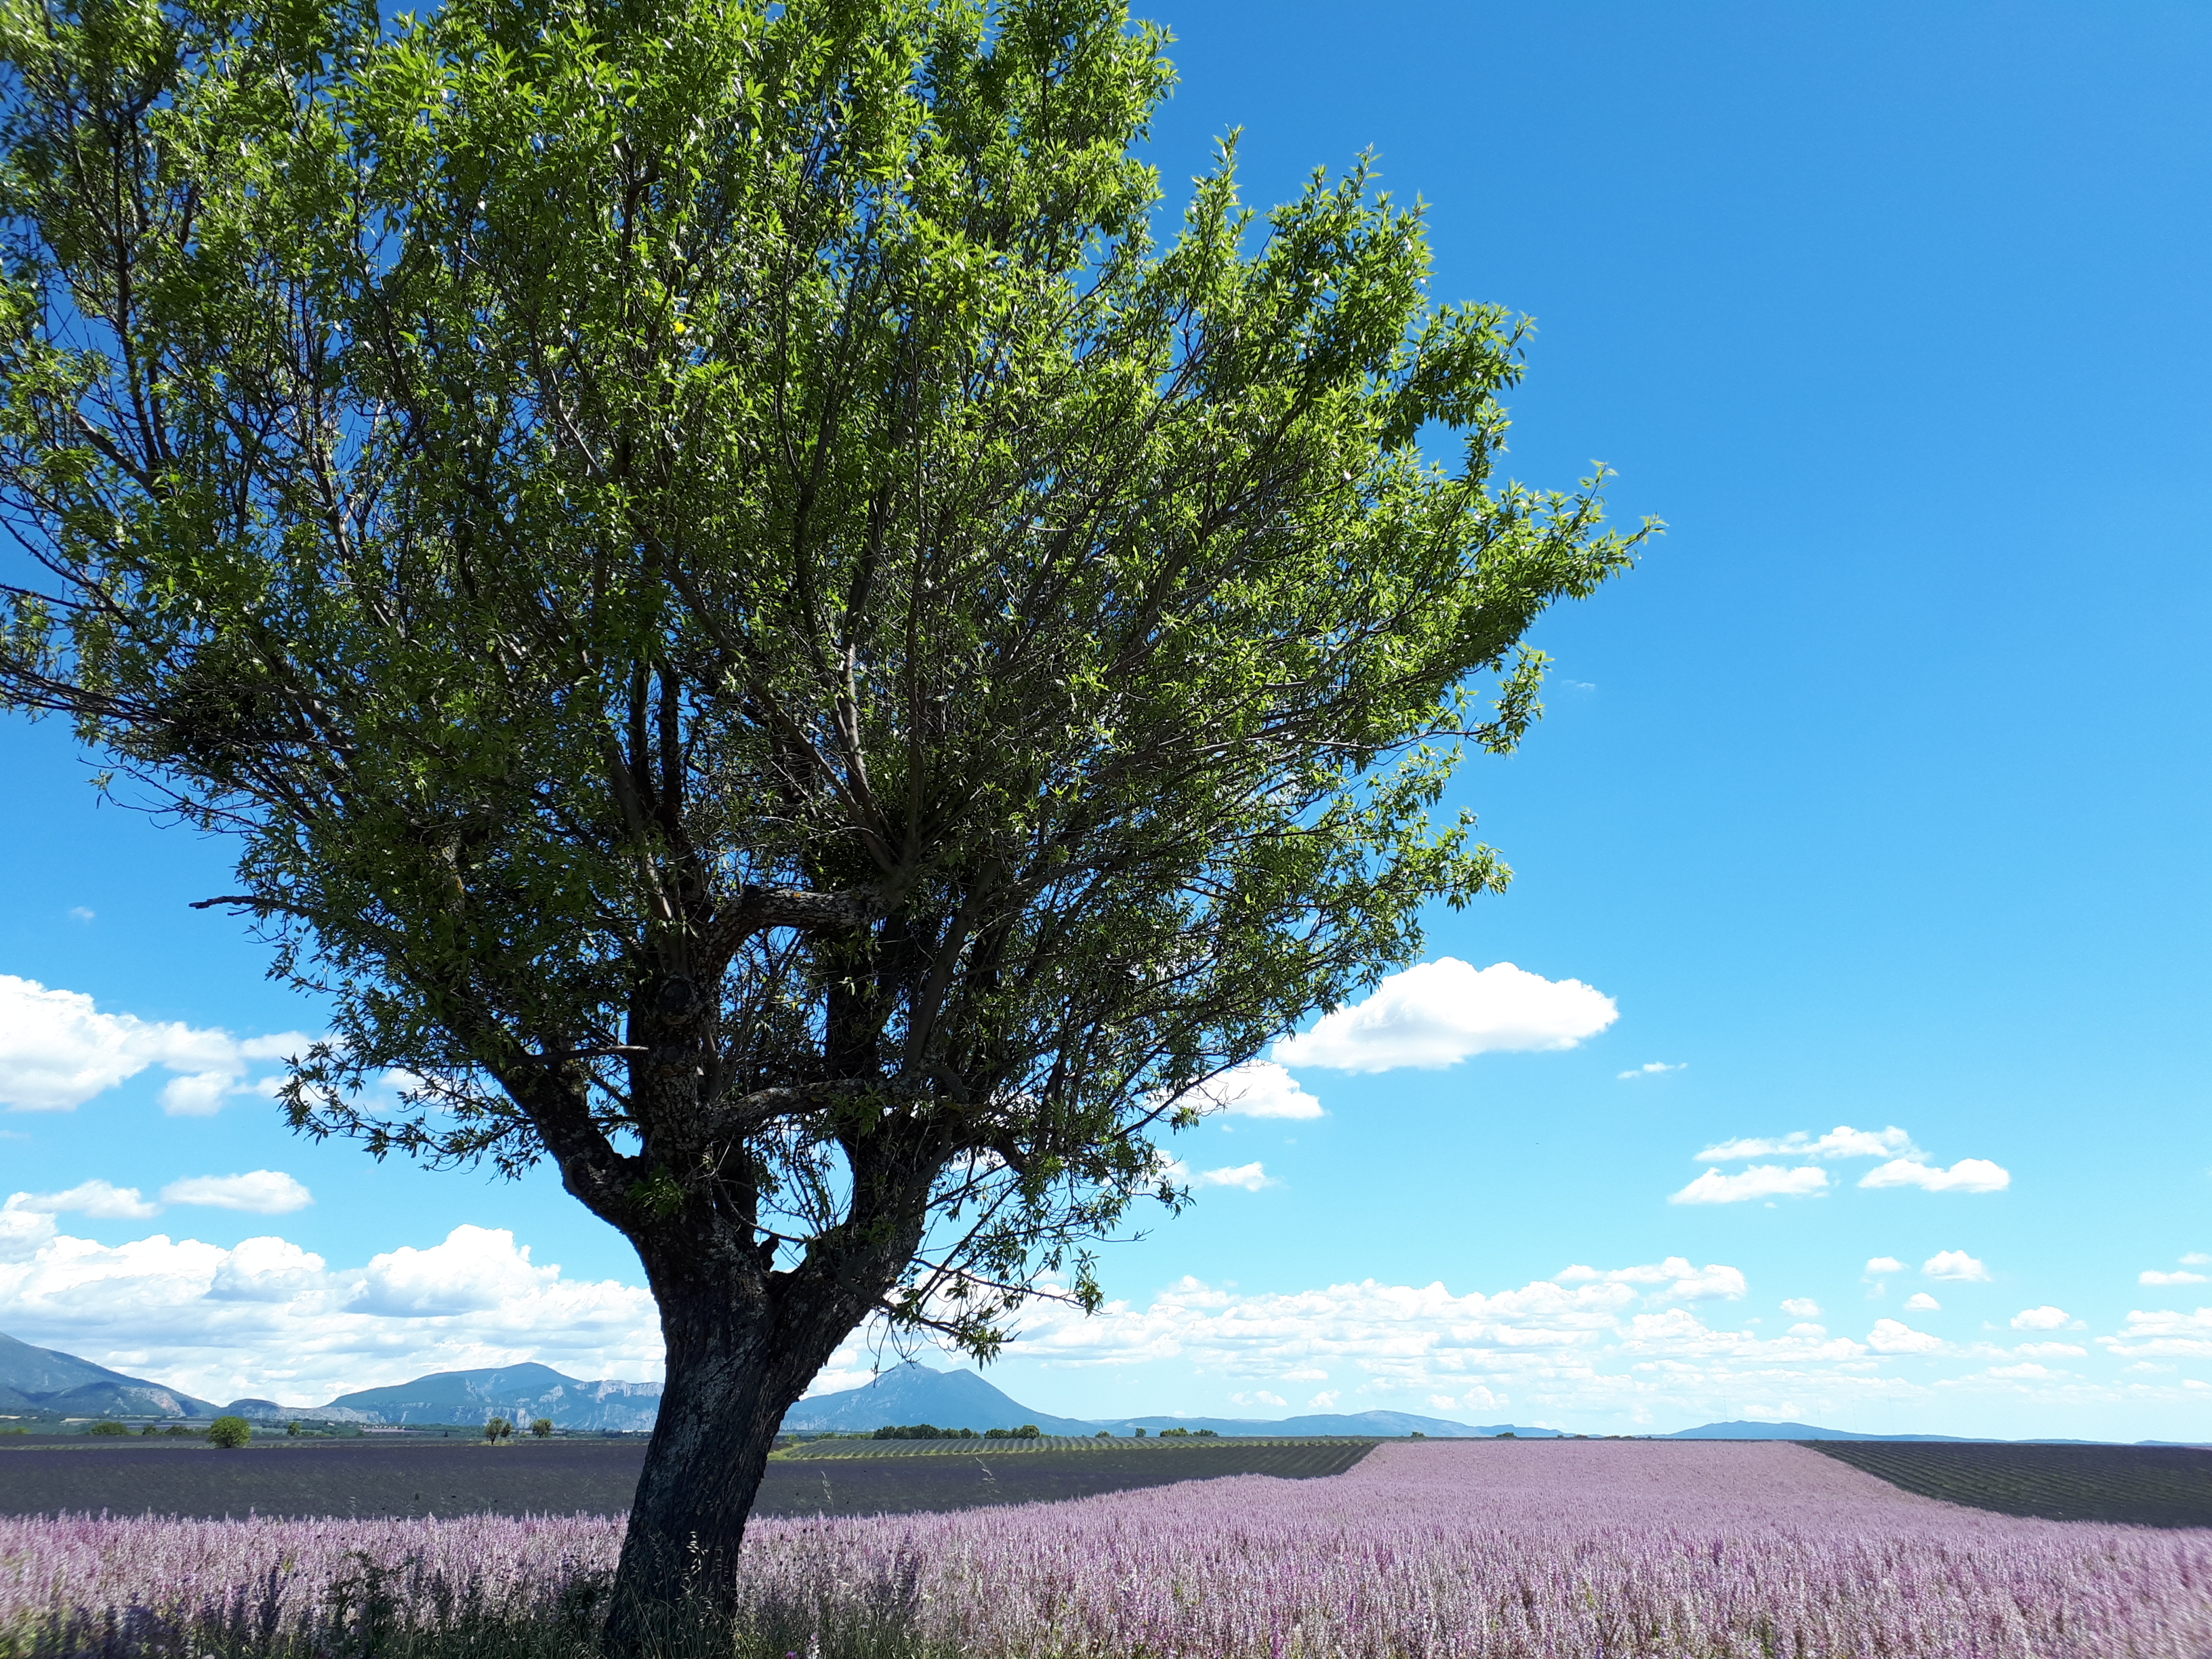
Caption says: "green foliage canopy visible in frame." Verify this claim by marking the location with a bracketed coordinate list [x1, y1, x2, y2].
[0, 0, 1645, 1364]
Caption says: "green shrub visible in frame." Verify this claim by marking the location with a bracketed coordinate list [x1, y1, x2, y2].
[207, 1415, 253, 1448]
[87, 1419, 129, 1435]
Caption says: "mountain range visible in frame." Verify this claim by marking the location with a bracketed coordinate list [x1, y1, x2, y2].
[776, 1359, 1544, 1438]
[314, 1361, 664, 1431]
[0, 1330, 224, 1420]
[2, 1329, 2182, 1442]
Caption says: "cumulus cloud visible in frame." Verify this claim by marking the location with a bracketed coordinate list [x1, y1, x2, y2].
[1273, 960, 1616, 1073]
[2140, 1269, 2209, 1286]
[2010, 1306, 2070, 1331]
[1864, 1257, 1905, 1277]
[0, 975, 314, 1115]
[1922, 1250, 1990, 1283]
[2102, 1307, 2212, 1360]
[1668, 1165, 1826, 1206]
[1184, 1061, 1323, 1120]
[1867, 1318, 1944, 1354]
[1160, 1158, 1277, 1193]
[1902, 1292, 1940, 1312]
[7, 1171, 314, 1223]
[161, 1172, 314, 1214]
[1193, 1162, 1273, 1192]
[1618, 1062, 1685, 1080]
[1229, 1391, 1286, 1408]
[1307, 1389, 1341, 1409]
[0, 1221, 662, 1403]
[1696, 1126, 1912, 1164]
[1859, 1158, 2010, 1193]
[1780, 1298, 1822, 1318]
[1555, 1258, 1747, 1302]
[2185, 1253, 2211, 1267]
[7, 1180, 160, 1220]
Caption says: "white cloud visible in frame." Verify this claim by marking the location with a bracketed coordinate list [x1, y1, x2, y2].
[161, 1171, 314, 1214]
[2014, 1343, 2085, 1357]
[1185, 1061, 1323, 1120]
[1668, 1165, 1827, 1205]
[2102, 1307, 2212, 1359]
[1859, 1158, 2010, 1193]
[1229, 1390, 1286, 1408]
[1903, 1292, 1940, 1312]
[1868, 1318, 1944, 1354]
[1787, 1322, 1828, 1337]
[1618, 1062, 1685, 1080]
[0, 1221, 662, 1404]
[1194, 1162, 1273, 1192]
[2184, 1253, 2211, 1267]
[1922, 1250, 1990, 1283]
[2010, 1307, 2070, 1330]
[1308, 1389, 1341, 1409]
[1780, 1298, 1822, 1318]
[0, 1204, 56, 1261]
[1864, 1256, 1905, 1276]
[7, 1180, 159, 1219]
[1273, 960, 1616, 1073]
[1553, 1258, 1748, 1302]
[1160, 1158, 1277, 1192]
[1985, 1362, 2057, 1380]
[1696, 1126, 1912, 1164]
[68, 907, 95, 923]
[2140, 1269, 2209, 1286]
[0, 975, 314, 1114]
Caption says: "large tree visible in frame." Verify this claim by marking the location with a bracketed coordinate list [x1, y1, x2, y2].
[0, 0, 1647, 1641]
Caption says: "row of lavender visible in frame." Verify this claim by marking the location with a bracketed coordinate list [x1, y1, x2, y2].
[5, 1442, 2211, 1657]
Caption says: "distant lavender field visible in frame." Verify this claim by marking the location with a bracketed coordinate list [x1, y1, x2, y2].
[5, 1441, 2211, 1658]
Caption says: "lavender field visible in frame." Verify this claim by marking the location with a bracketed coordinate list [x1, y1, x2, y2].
[5, 1440, 2211, 1658]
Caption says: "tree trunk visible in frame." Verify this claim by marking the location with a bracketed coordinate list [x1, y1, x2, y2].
[599, 1257, 851, 1657]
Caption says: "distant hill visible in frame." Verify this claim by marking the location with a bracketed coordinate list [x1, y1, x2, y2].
[779, 1360, 1511, 1439]
[781, 1360, 1100, 1435]
[314, 1362, 662, 1430]
[0, 1330, 222, 1419]
[1663, 1420, 1970, 1441]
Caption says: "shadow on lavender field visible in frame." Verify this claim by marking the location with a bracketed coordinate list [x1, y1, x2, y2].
[0, 1438, 1371, 1521]
[1808, 1438, 2212, 1527]
[5, 1441, 2212, 1659]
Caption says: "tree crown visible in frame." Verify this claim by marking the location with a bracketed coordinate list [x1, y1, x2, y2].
[0, 0, 1648, 1354]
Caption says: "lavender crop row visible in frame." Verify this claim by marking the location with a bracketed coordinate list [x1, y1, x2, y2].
[5, 1441, 2211, 1658]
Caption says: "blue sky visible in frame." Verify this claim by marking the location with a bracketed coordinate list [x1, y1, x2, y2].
[3, 0, 2209, 1439]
